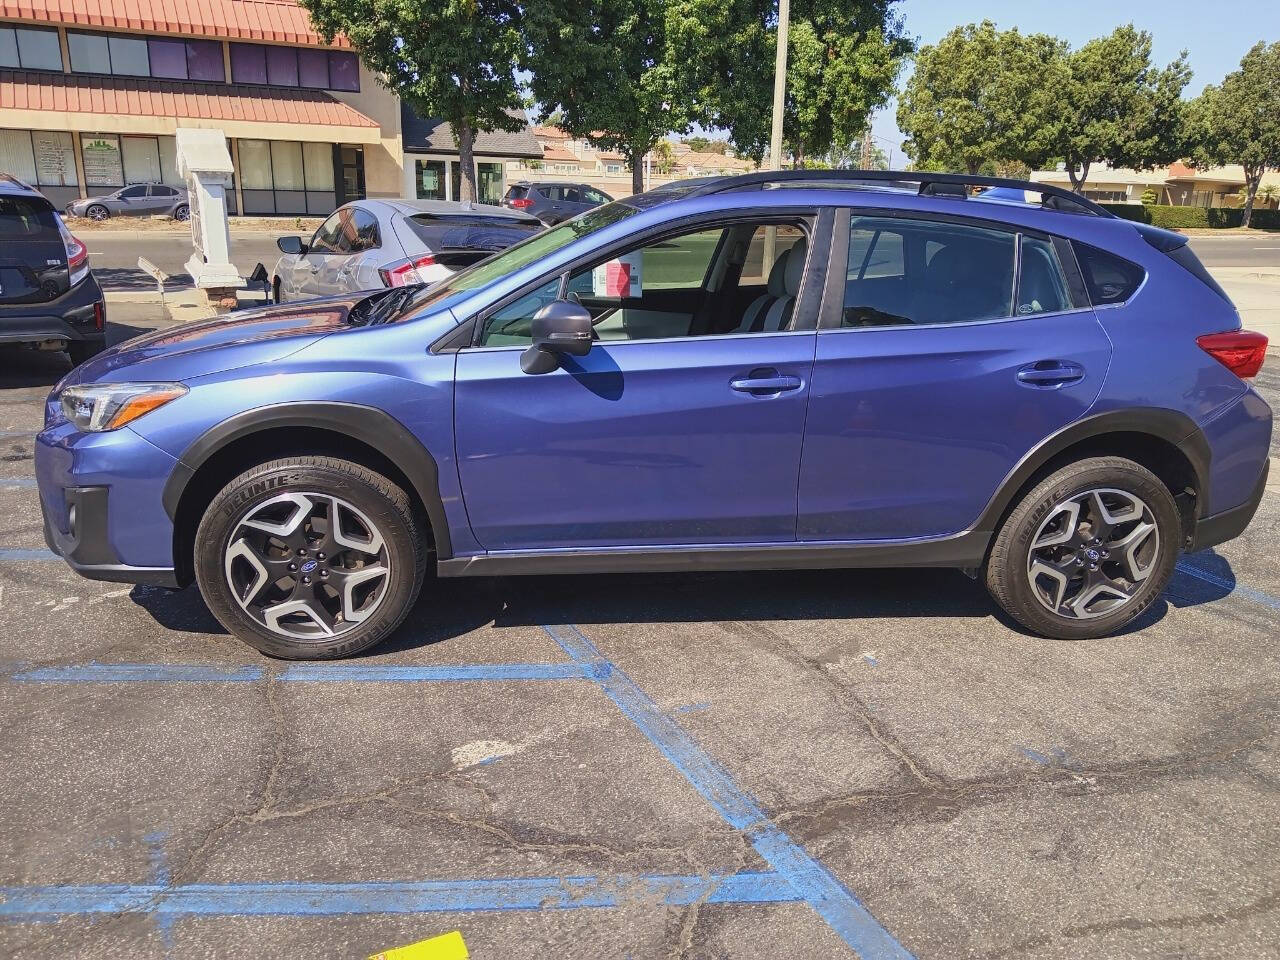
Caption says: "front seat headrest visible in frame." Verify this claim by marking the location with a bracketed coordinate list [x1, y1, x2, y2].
[783, 236, 808, 297]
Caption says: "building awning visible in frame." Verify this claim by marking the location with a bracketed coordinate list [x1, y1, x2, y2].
[0, 70, 380, 143]
[0, 0, 347, 46]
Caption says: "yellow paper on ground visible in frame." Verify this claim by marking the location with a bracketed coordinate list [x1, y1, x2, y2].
[368, 930, 468, 960]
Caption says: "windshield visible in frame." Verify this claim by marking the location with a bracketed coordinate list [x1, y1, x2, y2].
[394, 197, 662, 319]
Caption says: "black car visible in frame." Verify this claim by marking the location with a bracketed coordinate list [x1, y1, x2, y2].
[502, 181, 614, 225]
[0, 175, 105, 365]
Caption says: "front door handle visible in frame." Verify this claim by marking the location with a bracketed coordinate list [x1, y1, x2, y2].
[1017, 360, 1085, 388]
[730, 369, 803, 396]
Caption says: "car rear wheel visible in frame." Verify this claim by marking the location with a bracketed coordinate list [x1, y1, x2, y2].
[985, 457, 1179, 640]
[194, 456, 427, 659]
[173, 204, 190, 222]
[86, 204, 109, 222]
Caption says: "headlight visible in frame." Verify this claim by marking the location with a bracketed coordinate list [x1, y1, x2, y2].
[60, 382, 188, 432]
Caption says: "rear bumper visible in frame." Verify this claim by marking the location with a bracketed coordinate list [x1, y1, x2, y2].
[0, 274, 105, 345]
[1189, 456, 1269, 553]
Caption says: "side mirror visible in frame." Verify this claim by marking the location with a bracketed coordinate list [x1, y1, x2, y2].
[520, 299, 593, 374]
[277, 236, 308, 255]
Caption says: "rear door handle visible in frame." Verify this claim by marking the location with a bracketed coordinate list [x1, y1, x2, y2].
[1017, 360, 1085, 388]
[730, 369, 804, 396]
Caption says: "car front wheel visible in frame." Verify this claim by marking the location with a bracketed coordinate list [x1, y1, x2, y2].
[985, 457, 1180, 640]
[86, 204, 109, 222]
[194, 456, 427, 659]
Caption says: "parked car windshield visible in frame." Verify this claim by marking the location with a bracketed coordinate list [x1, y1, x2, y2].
[394, 199, 649, 320]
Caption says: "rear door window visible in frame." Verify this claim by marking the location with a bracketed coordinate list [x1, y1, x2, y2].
[0, 194, 60, 239]
[841, 216, 1015, 327]
[1071, 242, 1145, 305]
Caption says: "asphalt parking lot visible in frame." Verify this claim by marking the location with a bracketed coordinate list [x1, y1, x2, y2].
[2, 311, 1278, 958]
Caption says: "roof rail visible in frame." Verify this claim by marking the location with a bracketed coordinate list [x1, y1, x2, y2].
[682, 169, 1113, 218]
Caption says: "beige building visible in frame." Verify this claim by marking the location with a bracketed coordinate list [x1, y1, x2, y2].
[0, 0, 412, 214]
[1031, 163, 1280, 208]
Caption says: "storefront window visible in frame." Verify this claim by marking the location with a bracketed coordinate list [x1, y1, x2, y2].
[81, 135, 124, 188]
[416, 159, 446, 200]
[237, 139, 341, 216]
[450, 161, 505, 204]
[121, 136, 162, 183]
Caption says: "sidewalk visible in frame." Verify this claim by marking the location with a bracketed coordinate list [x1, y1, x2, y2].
[1216, 268, 1280, 343]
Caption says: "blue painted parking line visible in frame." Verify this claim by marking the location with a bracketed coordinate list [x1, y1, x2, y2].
[0, 476, 36, 487]
[544, 623, 915, 960]
[278, 662, 599, 682]
[0, 548, 55, 561]
[11, 663, 265, 683]
[0, 871, 799, 918]
[1176, 560, 1280, 614]
[0, 429, 35, 438]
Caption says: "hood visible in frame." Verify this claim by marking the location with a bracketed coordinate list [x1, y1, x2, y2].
[76, 293, 371, 384]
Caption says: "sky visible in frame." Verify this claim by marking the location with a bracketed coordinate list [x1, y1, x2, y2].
[868, 0, 1280, 165]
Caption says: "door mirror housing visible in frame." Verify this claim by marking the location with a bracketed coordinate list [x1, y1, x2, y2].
[277, 236, 308, 256]
[520, 299, 593, 374]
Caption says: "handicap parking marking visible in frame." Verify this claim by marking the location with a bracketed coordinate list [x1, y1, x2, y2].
[544, 622, 916, 960]
[0, 871, 801, 918]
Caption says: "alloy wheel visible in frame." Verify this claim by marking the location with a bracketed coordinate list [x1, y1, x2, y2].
[223, 492, 392, 641]
[87, 205, 108, 222]
[1026, 487, 1160, 620]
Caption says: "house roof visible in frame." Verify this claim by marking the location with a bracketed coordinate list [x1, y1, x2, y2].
[0, 69, 377, 127]
[683, 151, 753, 171]
[530, 125, 571, 142]
[401, 105, 543, 159]
[1030, 167, 1170, 186]
[0, 0, 348, 46]
[541, 145, 579, 163]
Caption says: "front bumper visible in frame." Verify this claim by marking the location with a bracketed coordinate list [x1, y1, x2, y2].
[35, 420, 181, 588]
[0, 275, 106, 346]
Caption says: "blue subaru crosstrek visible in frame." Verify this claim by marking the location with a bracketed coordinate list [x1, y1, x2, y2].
[36, 171, 1272, 659]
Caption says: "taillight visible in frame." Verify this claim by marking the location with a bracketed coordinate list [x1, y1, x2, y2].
[93, 300, 104, 331]
[1197, 330, 1268, 379]
[66, 234, 87, 272]
[378, 254, 436, 287]
[507, 197, 534, 208]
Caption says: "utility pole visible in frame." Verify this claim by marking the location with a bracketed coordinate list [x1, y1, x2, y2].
[862, 127, 873, 170]
[764, 0, 790, 271]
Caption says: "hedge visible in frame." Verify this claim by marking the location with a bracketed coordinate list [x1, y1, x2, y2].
[1105, 203, 1280, 230]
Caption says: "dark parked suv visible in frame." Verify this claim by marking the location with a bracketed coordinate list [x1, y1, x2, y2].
[503, 181, 613, 224]
[0, 175, 105, 365]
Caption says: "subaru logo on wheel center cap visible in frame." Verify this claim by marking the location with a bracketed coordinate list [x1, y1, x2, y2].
[300, 559, 318, 573]
[1086, 549, 1100, 562]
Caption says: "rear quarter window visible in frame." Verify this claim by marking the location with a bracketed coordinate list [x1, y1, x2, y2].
[1072, 241, 1145, 306]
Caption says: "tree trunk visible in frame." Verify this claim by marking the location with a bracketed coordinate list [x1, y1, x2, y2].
[1241, 165, 1263, 230]
[631, 150, 644, 196]
[966, 160, 980, 176]
[456, 119, 476, 204]
[1066, 160, 1090, 194]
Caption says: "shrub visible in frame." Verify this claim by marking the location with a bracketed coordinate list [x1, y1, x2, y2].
[1098, 204, 1280, 230]
[1140, 187, 1158, 205]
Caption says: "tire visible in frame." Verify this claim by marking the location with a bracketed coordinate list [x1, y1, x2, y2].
[86, 204, 109, 222]
[67, 340, 105, 366]
[173, 204, 190, 222]
[272, 278, 282, 304]
[985, 457, 1179, 640]
[194, 456, 427, 659]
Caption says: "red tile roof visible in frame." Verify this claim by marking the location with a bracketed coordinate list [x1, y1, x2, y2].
[541, 145, 578, 162]
[0, 0, 348, 46]
[0, 70, 378, 127]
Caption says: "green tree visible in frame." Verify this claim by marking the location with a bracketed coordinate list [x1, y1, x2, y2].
[653, 139, 675, 174]
[1046, 25, 1191, 193]
[523, 0, 695, 195]
[897, 21, 1066, 175]
[682, 135, 712, 152]
[298, 0, 524, 203]
[1187, 42, 1280, 228]
[672, 0, 911, 167]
